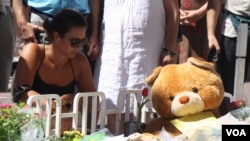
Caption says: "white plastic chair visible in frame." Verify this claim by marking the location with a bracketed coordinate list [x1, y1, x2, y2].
[26, 94, 62, 138]
[114, 89, 158, 135]
[115, 89, 143, 135]
[27, 92, 107, 138]
[71, 92, 107, 134]
[224, 92, 234, 102]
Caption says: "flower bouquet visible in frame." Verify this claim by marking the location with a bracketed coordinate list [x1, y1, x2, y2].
[0, 102, 46, 141]
[46, 130, 85, 141]
[230, 100, 250, 122]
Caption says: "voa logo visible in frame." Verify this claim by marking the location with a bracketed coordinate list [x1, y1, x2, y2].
[226, 129, 247, 136]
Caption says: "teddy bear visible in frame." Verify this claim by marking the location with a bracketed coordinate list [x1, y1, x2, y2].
[141, 57, 225, 138]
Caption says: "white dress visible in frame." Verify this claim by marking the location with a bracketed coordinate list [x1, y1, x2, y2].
[94, 0, 166, 109]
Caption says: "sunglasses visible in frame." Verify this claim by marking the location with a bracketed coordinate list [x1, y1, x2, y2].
[70, 38, 88, 48]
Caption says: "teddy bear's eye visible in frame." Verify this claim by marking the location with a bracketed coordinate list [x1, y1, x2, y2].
[192, 87, 198, 93]
[169, 96, 174, 101]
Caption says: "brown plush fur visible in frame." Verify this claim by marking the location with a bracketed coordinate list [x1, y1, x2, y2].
[143, 57, 224, 137]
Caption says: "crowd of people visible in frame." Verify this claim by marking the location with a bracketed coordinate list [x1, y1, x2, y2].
[0, 0, 249, 134]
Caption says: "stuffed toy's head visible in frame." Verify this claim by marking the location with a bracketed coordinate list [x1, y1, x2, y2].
[145, 57, 224, 119]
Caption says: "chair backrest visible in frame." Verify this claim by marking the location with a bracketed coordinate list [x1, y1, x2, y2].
[115, 89, 143, 135]
[26, 94, 62, 138]
[26, 92, 107, 137]
[224, 92, 234, 102]
[72, 92, 106, 134]
[119, 90, 142, 121]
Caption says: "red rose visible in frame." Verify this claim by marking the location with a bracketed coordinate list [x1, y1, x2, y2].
[142, 88, 148, 97]
[230, 100, 246, 110]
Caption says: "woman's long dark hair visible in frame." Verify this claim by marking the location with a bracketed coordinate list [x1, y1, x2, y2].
[43, 8, 88, 41]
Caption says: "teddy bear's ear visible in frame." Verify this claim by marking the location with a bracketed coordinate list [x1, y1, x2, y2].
[145, 66, 162, 86]
[187, 57, 215, 70]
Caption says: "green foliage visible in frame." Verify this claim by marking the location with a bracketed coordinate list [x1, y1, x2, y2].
[46, 130, 84, 141]
[137, 88, 150, 122]
[0, 102, 45, 141]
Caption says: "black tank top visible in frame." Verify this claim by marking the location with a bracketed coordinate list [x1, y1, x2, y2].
[32, 47, 76, 96]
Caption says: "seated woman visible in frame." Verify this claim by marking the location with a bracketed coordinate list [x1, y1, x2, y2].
[13, 8, 96, 132]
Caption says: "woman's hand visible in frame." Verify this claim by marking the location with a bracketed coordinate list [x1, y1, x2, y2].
[205, 34, 220, 59]
[180, 9, 203, 26]
[86, 36, 100, 60]
[160, 48, 177, 66]
[160, 53, 176, 66]
[61, 94, 75, 106]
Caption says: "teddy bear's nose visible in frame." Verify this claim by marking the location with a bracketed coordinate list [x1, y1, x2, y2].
[179, 96, 190, 104]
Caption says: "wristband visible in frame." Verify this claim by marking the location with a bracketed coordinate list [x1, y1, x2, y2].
[13, 84, 32, 102]
[162, 48, 176, 57]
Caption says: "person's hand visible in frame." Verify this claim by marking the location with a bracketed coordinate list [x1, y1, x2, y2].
[19, 22, 44, 43]
[180, 9, 203, 26]
[61, 94, 74, 106]
[160, 53, 176, 66]
[205, 34, 220, 59]
[86, 36, 100, 60]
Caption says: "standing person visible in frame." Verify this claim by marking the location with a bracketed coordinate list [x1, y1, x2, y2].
[0, 0, 15, 92]
[178, 0, 208, 63]
[13, 9, 96, 132]
[85, 0, 102, 74]
[178, 0, 222, 63]
[94, 0, 179, 133]
[207, 0, 250, 95]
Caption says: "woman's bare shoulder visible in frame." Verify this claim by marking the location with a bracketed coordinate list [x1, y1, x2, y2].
[21, 43, 44, 56]
[19, 43, 45, 65]
[71, 52, 91, 74]
[73, 52, 88, 65]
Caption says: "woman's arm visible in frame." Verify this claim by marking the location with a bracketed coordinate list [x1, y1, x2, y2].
[75, 55, 96, 92]
[87, 0, 102, 60]
[162, 0, 180, 65]
[14, 43, 43, 102]
[206, 0, 224, 54]
[180, 2, 208, 26]
[12, 0, 43, 43]
[74, 54, 97, 128]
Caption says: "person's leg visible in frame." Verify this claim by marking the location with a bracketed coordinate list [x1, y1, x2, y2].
[0, 7, 15, 91]
[218, 35, 237, 95]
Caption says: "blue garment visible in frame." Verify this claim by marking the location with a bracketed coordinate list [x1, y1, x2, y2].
[24, 0, 90, 16]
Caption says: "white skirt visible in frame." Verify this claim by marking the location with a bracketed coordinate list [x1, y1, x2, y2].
[94, 0, 166, 110]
